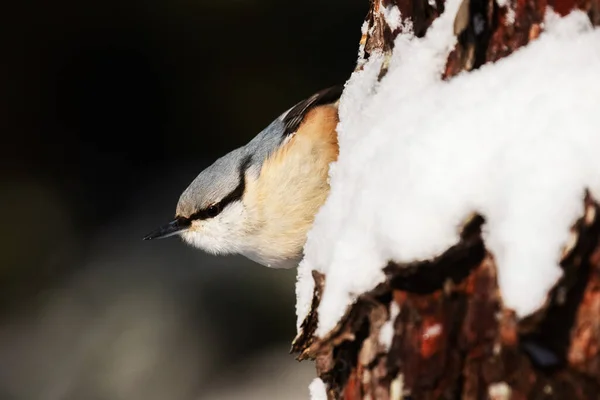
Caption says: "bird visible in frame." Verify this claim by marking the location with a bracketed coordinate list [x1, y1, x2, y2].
[144, 85, 343, 268]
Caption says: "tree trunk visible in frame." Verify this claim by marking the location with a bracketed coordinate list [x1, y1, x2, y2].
[292, 0, 600, 398]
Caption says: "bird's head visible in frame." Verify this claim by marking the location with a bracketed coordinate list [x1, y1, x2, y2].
[144, 149, 255, 255]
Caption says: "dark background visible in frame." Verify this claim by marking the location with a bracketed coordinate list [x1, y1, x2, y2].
[0, 0, 366, 399]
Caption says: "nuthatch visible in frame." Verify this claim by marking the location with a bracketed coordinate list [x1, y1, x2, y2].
[144, 86, 343, 268]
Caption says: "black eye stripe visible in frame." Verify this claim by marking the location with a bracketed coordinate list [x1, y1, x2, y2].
[189, 204, 221, 220]
[188, 154, 252, 221]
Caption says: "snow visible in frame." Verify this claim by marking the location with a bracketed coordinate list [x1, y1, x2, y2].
[423, 323, 443, 340]
[381, 1, 402, 31]
[488, 382, 512, 399]
[357, 21, 370, 68]
[297, 7, 600, 339]
[495, 0, 516, 25]
[505, 8, 516, 25]
[308, 378, 327, 400]
[378, 301, 400, 350]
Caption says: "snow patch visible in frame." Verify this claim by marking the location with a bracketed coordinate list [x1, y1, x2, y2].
[381, 1, 402, 31]
[358, 20, 370, 65]
[379, 301, 400, 350]
[506, 8, 516, 25]
[423, 323, 443, 340]
[496, 0, 516, 24]
[361, 20, 370, 36]
[309, 378, 327, 400]
[489, 382, 512, 399]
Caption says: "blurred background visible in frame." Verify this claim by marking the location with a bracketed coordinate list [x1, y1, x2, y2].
[0, 1, 366, 399]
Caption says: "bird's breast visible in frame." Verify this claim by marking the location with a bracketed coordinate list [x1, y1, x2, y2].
[240, 104, 340, 269]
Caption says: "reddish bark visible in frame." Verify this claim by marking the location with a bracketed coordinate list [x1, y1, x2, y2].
[295, 197, 600, 399]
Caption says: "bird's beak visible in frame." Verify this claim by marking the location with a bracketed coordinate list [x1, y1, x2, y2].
[143, 217, 191, 240]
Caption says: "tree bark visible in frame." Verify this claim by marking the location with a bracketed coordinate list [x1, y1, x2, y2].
[292, 0, 600, 398]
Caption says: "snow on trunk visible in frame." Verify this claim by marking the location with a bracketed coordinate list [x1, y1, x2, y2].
[293, 0, 600, 398]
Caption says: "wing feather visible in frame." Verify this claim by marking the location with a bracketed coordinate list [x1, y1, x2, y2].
[280, 85, 344, 138]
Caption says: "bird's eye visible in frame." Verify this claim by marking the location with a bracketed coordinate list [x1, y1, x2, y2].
[205, 204, 221, 218]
